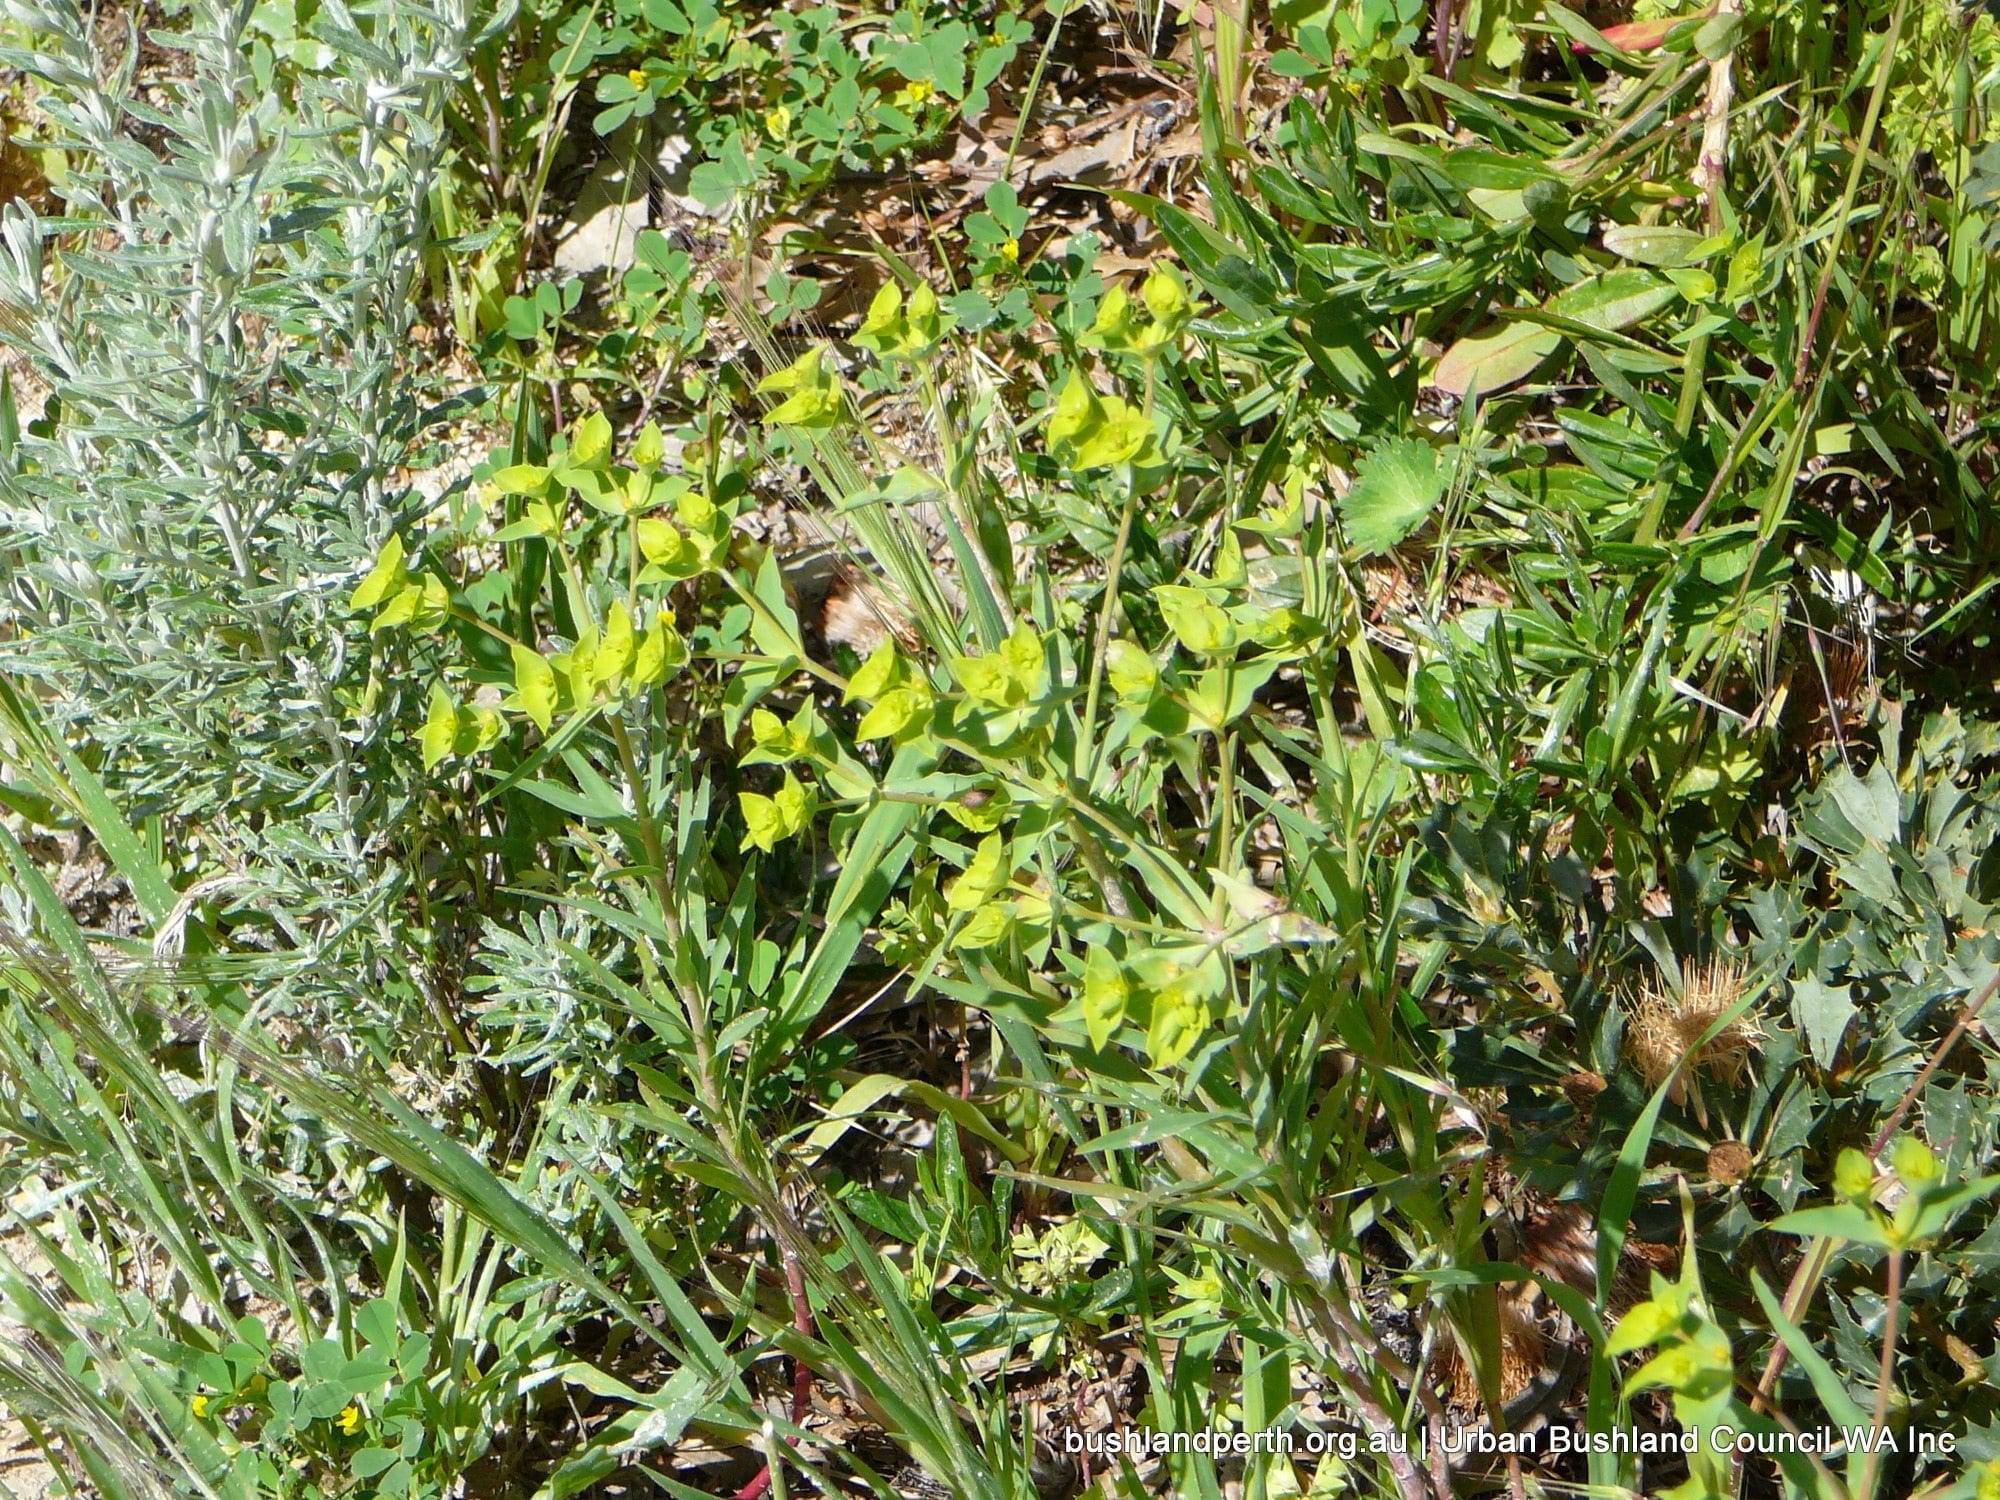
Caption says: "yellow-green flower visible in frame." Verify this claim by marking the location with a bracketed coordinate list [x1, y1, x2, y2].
[191, 1393, 212, 1419]
[336, 1405, 362, 1435]
[625, 68, 647, 90]
[998, 237, 1020, 265]
[894, 78, 935, 108]
[764, 104, 791, 137]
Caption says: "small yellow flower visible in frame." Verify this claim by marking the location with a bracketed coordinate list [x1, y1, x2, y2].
[989, 28, 1005, 44]
[336, 1405, 362, 1435]
[894, 78, 935, 108]
[764, 104, 791, 136]
[998, 237, 1020, 265]
[625, 67, 647, 90]
[191, 1393, 211, 1418]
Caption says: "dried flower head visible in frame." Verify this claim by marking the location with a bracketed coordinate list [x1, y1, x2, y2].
[1625, 957, 1762, 1123]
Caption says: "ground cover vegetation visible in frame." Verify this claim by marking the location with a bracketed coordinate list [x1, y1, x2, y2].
[0, 0, 1997, 1496]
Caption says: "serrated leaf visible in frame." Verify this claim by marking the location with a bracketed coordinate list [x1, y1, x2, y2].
[1791, 974, 1856, 1071]
[1339, 438, 1445, 555]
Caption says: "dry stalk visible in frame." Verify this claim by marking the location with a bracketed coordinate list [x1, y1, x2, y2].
[1693, 0, 1743, 229]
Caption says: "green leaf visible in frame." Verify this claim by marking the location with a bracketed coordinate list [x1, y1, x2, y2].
[1339, 438, 1445, 555]
[856, 685, 933, 743]
[1146, 983, 1206, 1069]
[1792, 974, 1857, 1071]
[1546, 268, 1680, 331]
[1082, 948, 1129, 1050]
[490, 463, 554, 495]
[1432, 320, 1563, 398]
[758, 346, 842, 427]
[1105, 640, 1159, 701]
[510, 644, 558, 732]
[1767, 1203, 1890, 1247]
[1155, 585, 1238, 657]
[350, 534, 407, 613]
[740, 771, 815, 853]
[596, 600, 635, 685]
[1604, 1297, 1682, 1355]
[631, 616, 687, 685]
[946, 833, 1011, 912]
[1602, 224, 1714, 268]
[420, 684, 460, 770]
[845, 641, 903, 703]
[571, 411, 613, 469]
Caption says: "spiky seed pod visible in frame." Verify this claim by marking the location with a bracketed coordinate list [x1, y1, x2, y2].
[1624, 957, 1763, 1125]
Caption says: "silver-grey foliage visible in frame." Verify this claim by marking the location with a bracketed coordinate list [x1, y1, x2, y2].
[0, 0, 489, 987]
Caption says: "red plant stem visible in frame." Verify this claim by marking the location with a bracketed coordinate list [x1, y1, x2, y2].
[730, 1247, 816, 1500]
[1859, 1247, 1904, 1500]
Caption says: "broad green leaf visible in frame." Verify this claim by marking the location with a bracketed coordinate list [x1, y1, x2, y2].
[421, 684, 460, 770]
[571, 411, 613, 468]
[845, 640, 902, 703]
[1146, 984, 1206, 1069]
[1155, 585, 1238, 657]
[1047, 371, 1103, 453]
[1602, 224, 1712, 268]
[510, 644, 558, 732]
[1082, 948, 1128, 1050]
[946, 833, 1010, 911]
[951, 903, 1015, 950]
[635, 517, 691, 574]
[1434, 272, 1677, 397]
[1431, 320, 1562, 398]
[740, 771, 815, 852]
[856, 685, 933, 742]
[759, 346, 842, 428]
[631, 617, 686, 685]
[1546, 268, 1679, 331]
[490, 463, 554, 495]
[1104, 640, 1158, 701]
[596, 600, 635, 685]
[350, 534, 407, 613]
[1339, 438, 1445, 555]
[1767, 1203, 1890, 1246]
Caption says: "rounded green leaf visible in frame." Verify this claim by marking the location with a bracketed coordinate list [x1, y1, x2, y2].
[509, 644, 557, 732]
[1338, 438, 1445, 556]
